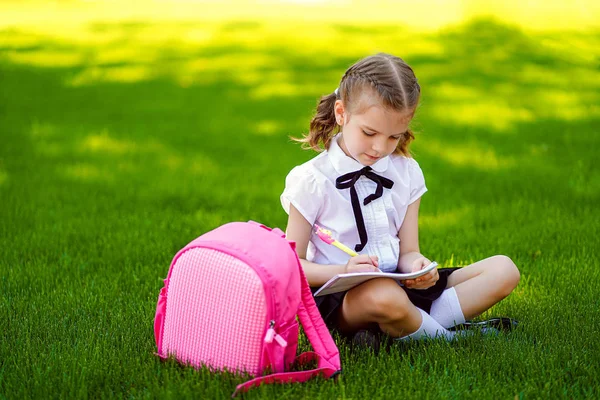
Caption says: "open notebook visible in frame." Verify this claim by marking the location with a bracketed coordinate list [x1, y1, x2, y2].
[313, 262, 438, 297]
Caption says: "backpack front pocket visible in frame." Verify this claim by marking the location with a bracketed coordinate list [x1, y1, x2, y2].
[264, 320, 299, 373]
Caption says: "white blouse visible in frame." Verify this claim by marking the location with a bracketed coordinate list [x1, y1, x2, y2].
[281, 133, 427, 273]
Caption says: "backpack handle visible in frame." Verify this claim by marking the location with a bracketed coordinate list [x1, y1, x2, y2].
[247, 220, 285, 238]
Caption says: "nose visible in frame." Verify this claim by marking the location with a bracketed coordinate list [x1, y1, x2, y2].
[372, 137, 386, 154]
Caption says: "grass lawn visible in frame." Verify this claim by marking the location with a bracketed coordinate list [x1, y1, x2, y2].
[1, 7, 599, 399]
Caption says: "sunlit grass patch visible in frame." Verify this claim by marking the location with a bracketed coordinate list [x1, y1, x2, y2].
[79, 130, 139, 154]
[429, 99, 535, 132]
[420, 205, 474, 230]
[536, 90, 600, 121]
[4, 47, 84, 67]
[0, 168, 7, 187]
[62, 162, 114, 182]
[419, 137, 517, 170]
[253, 120, 284, 136]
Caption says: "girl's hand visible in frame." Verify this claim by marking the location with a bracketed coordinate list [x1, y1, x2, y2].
[402, 256, 438, 290]
[345, 254, 380, 273]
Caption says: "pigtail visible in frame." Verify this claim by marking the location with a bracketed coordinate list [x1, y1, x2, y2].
[291, 92, 338, 152]
[397, 128, 416, 157]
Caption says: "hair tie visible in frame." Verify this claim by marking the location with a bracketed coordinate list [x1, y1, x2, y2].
[334, 87, 339, 96]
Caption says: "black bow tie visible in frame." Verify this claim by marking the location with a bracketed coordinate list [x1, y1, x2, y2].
[335, 166, 394, 252]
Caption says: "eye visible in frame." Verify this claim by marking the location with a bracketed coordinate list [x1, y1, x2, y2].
[362, 130, 375, 137]
[390, 136, 401, 140]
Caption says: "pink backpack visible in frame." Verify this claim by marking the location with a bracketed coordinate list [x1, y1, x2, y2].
[153, 221, 341, 395]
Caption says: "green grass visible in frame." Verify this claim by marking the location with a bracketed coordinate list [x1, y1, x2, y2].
[1, 16, 600, 399]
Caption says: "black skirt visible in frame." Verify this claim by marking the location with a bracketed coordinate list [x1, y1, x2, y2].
[310, 267, 461, 332]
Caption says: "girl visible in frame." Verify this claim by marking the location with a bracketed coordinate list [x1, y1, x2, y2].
[281, 53, 520, 344]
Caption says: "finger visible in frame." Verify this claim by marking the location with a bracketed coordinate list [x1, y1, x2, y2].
[413, 262, 425, 272]
[418, 274, 437, 284]
[420, 273, 439, 286]
[357, 264, 379, 272]
[415, 272, 434, 284]
[357, 254, 375, 265]
[411, 279, 429, 288]
[369, 255, 379, 267]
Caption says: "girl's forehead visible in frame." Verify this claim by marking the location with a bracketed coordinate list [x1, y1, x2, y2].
[355, 104, 413, 131]
[350, 91, 413, 122]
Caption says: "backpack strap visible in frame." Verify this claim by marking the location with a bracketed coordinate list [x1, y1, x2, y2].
[233, 243, 342, 397]
[295, 258, 342, 373]
[233, 352, 339, 397]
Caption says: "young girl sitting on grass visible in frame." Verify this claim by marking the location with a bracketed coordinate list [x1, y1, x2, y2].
[281, 53, 520, 346]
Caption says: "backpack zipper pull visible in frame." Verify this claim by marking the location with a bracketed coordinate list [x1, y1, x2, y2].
[264, 320, 276, 343]
[274, 333, 288, 347]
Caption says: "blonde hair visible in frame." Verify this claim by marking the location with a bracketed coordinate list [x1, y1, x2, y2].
[293, 53, 421, 157]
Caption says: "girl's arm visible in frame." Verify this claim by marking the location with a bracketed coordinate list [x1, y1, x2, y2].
[397, 198, 429, 273]
[286, 204, 379, 285]
[285, 204, 347, 286]
[398, 197, 439, 289]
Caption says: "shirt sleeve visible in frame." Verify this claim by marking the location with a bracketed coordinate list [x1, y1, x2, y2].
[280, 165, 323, 226]
[408, 158, 427, 204]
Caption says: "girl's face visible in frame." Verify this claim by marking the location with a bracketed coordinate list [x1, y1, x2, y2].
[334, 97, 414, 166]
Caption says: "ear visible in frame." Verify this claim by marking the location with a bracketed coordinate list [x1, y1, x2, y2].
[334, 100, 345, 126]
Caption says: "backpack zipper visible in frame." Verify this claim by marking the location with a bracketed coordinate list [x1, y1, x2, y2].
[264, 319, 288, 347]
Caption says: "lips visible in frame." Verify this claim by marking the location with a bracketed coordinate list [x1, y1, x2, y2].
[365, 154, 379, 161]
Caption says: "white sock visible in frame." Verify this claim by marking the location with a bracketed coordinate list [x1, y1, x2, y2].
[397, 308, 457, 341]
[430, 287, 466, 329]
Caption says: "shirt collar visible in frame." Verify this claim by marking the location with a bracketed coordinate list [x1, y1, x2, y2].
[328, 133, 390, 175]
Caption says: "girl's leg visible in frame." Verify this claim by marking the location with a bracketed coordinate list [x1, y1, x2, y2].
[446, 255, 520, 320]
[337, 278, 421, 337]
[336, 278, 458, 340]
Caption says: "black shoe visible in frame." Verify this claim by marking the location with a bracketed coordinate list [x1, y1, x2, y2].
[351, 329, 381, 354]
[448, 317, 518, 332]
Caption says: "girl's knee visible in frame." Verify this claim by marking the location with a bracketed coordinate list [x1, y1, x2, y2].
[491, 255, 520, 296]
[362, 280, 413, 322]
